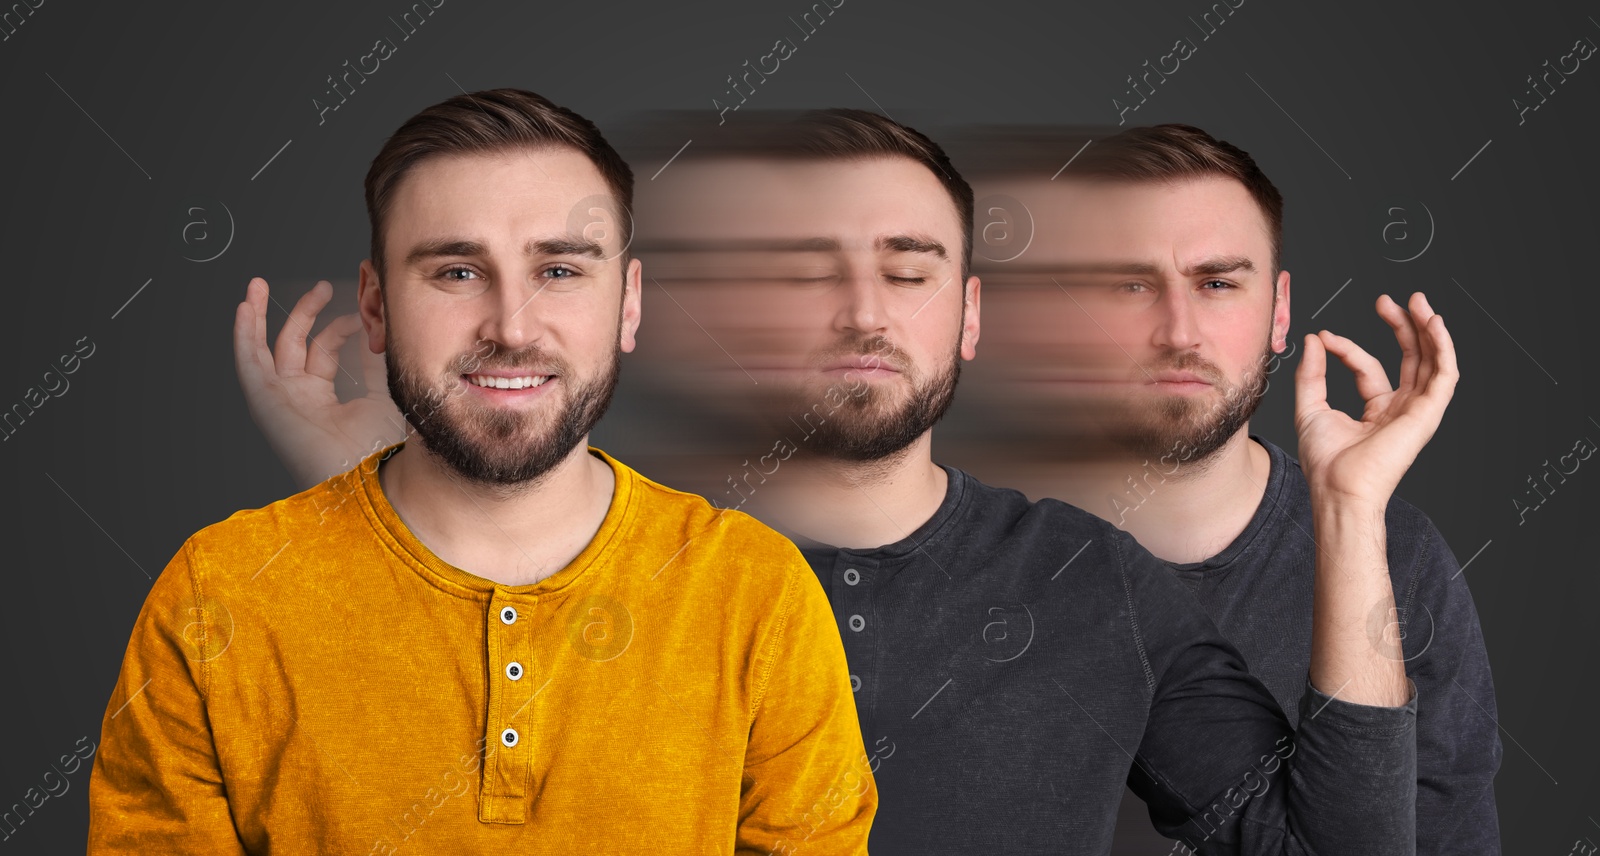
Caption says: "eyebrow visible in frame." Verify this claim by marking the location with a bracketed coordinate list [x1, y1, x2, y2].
[403, 234, 606, 267]
[979, 262, 1162, 276]
[1184, 255, 1255, 276]
[878, 234, 947, 259]
[633, 237, 844, 254]
[634, 235, 948, 259]
[977, 256, 1256, 277]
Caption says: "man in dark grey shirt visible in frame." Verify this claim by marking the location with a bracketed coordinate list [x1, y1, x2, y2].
[235, 106, 1448, 853]
[1164, 435, 1499, 851]
[962, 123, 1500, 853]
[795, 465, 1403, 853]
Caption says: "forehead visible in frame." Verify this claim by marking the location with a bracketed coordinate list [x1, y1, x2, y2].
[642, 155, 961, 249]
[386, 147, 615, 239]
[986, 175, 1271, 267]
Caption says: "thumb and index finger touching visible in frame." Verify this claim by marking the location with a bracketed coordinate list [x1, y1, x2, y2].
[1296, 290, 1460, 429]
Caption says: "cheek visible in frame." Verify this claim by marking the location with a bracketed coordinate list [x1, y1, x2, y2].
[1213, 329, 1275, 383]
[734, 293, 838, 359]
[1196, 295, 1271, 341]
[561, 299, 638, 366]
[1095, 310, 1156, 347]
[898, 325, 962, 377]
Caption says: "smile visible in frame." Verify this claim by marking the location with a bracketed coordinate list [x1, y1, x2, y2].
[465, 374, 552, 390]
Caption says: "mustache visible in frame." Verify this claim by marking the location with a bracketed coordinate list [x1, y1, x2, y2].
[448, 345, 569, 376]
[812, 335, 909, 372]
[1144, 352, 1224, 385]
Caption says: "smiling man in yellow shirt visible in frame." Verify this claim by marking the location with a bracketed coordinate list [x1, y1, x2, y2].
[87, 89, 874, 854]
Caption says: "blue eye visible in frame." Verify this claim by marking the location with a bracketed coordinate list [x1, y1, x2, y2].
[440, 266, 479, 282]
[1201, 279, 1235, 289]
[544, 265, 579, 279]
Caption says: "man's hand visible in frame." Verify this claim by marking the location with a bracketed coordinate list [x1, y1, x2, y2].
[233, 277, 408, 490]
[1296, 291, 1460, 507]
[1297, 291, 1457, 707]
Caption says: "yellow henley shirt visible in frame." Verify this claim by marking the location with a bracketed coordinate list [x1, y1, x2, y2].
[88, 443, 875, 854]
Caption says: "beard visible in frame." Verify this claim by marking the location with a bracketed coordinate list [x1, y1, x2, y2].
[1114, 337, 1274, 466]
[792, 333, 962, 462]
[386, 332, 621, 488]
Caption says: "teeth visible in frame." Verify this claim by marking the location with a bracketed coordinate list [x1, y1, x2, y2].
[467, 374, 550, 390]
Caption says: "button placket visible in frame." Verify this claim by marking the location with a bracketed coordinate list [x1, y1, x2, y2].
[831, 555, 877, 729]
[481, 592, 538, 824]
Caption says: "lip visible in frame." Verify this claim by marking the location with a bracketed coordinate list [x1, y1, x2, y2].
[1149, 371, 1210, 385]
[468, 369, 548, 378]
[1148, 381, 1211, 395]
[819, 356, 902, 374]
[460, 371, 557, 398]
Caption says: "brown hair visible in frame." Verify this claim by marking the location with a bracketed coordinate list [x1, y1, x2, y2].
[1064, 123, 1285, 273]
[640, 109, 975, 279]
[786, 110, 974, 280]
[363, 88, 634, 279]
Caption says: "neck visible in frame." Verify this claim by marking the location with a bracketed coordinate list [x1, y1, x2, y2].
[744, 432, 949, 550]
[378, 438, 616, 586]
[1005, 428, 1272, 564]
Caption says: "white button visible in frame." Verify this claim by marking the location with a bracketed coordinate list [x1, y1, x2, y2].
[848, 614, 865, 632]
[843, 568, 861, 586]
[505, 662, 523, 681]
[850, 674, 861, 693]
[501, 728, 519, 748]
[500, 606, 517, 625]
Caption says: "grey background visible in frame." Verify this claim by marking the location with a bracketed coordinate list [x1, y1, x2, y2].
[0, 0, 1594, 852]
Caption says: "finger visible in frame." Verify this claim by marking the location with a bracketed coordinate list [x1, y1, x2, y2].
[1295, 332, 1329, 424]
[272, 280, 334, 376]
[1376, 294, 1421, 392]
[233, 277, 274, 387]
[1419, 313, 1459, 407]
[304, 313, 366, 382]
[1386, 314, 1459, 446]
[360, 337, 390, 396]
[1406, 291, 1439, 391]
[1409, 290, 1437, 319]
[1316, 329, 1395, 401]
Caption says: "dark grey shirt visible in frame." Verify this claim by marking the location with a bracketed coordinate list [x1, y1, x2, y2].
[1160, 437, 1502, 853]
[797, 466, 1419, 855]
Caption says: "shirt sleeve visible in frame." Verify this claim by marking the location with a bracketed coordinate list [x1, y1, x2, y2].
[1396, 511, 1503, 855]
[87, 540, 250, 854]
[1116, 529, 1419, 856]
[736, 552, 876, 856]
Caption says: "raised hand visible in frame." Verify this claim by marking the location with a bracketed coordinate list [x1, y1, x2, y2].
[233, 277, 408, 490]
[1295, 291, 1460, 507]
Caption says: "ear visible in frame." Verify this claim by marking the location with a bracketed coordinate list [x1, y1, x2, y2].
[358, 258, 387, 354]
[960, 275, 982, 361]
[1271, 269, 1291, 354]
[619, 257, 643, 354]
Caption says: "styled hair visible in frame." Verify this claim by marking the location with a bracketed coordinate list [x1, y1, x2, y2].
[1064, 123, 1284, 273]
[781, 109, 974, 279]
[634, 109, 974, 279]
[363, 88, 634, 279]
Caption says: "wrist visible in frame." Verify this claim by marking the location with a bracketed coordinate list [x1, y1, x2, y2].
[1308, 485, 1389, 518]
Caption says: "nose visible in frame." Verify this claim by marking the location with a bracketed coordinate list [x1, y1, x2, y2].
[832, 262, 889, 337]
[1151, 286, 1201, 352]
[477, 275, 545, 354]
